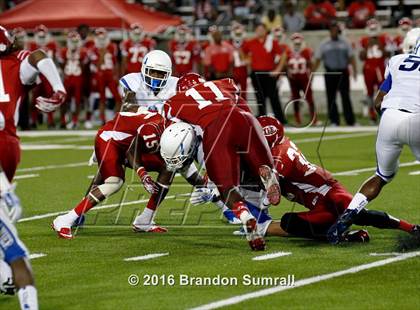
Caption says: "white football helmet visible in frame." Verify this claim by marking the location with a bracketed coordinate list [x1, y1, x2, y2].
[402, 28, 420, 54]
[141, 50, 172, 91]
[160, 122, 198, 171]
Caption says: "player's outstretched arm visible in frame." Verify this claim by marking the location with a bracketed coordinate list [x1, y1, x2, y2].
[24, 49, 66, 112]
[374, 90, 387, 114]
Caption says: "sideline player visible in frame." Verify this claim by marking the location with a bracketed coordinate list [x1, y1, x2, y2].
[0, 25, 66, 310]
[327, 29, 420, 244]
[161, 73, 281, 250]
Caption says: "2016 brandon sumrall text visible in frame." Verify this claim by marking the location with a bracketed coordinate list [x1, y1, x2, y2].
[139, 274, 296, 287]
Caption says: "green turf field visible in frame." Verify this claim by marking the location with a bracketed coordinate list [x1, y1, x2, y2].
[2, 129, 419, 310]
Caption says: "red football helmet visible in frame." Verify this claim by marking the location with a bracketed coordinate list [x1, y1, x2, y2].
[230, 22, 245, 41]
[0, 26, 14, 53]
[94, 27, 109, 48]
[177, 73, 205, 92]
[67, 31, 82, 50]
[290, 32, 304, 52]
[129, 23, 144, 42]
[257, 115, 285, 148]
[34, 24, 49, 46]
[174, 24, 191, 43]
[398, 17, 413, 34]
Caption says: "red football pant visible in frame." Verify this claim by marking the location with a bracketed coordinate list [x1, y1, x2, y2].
[233, 66, 248, 101]
[0, 135, 21, 182]
[296, 183, 352, 226]
[363, 66, 384, 97]
[203, 108, 273, 195]
[94, 136, 126, 180]
[289, 76, 315, 116]
[64, 76, 83, 123]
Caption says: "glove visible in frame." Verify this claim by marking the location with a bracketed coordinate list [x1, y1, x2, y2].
[35, 90, 66, 113]
[1, 185, 22, 223]
[0, 260, 15, 295]
[0, 276, 15, 295]
[137, 167, 159, 194]
[190, 187, 216, 205]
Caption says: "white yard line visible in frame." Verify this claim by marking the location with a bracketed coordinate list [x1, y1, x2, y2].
[333, 161, 420, 176]
[408, 170, 420, 176]
[21, 144, 92, 150]
[294, 132, 375, 144]
[124, 253, 169, 261]
[29, 253, 47, 260]
[190, 251, 420, 310]
[14, 174, 40, 180]
[17, 162, 88, 173]
[252, 252, 292, 261]
[369, 252, 405, 257]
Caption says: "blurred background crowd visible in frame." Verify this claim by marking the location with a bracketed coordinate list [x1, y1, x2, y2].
[0, 0, 419, 129]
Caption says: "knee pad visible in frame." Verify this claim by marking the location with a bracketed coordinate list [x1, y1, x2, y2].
[96, 177, 123, 198]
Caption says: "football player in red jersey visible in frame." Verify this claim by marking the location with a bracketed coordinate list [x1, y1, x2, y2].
[392, 17, 412, 55]
[285, 33, 317, 125]
[229, 22, 248, 100]
[162, 73, 281, 250]
[57, 32, 89, 129]
[359, 19, 389, 123]
[0, 25, 66, 310]
[168, 24, 201, 77]
[250, 116, 419, 241]
[89, 28, 122, 123]
[120, 23, 156, 75]
[28, 24, 60, 128]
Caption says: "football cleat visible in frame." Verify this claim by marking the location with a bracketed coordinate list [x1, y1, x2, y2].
[327, 208, 359, 244]
[52, 216, 74, 239]
[342, 229, 370, 243]
[223, 209, 241, 224]
[132, 222, 168, 233]
[259, 165, 281, 205]
[245, 218, 266, 251]
[410, 224, 420, 238]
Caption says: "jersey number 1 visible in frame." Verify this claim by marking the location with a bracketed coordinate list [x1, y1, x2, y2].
[185, 81, 227, 110]
[0, 65, 10, 103]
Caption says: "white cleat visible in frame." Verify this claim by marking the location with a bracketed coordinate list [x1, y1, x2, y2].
[132, 220, 167, 233]
[84, 120, 93, 129]
[52, 215, 74, 239]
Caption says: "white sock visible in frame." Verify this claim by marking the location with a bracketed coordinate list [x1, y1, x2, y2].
[347, 193, 369, 212]
[65, 210, 79, 223]
[0, 171, 12, 193]
[36, 58, 65, 93]
[136, 208, 154, 225]
[18, 285, 38, 310]
[215, 200, 225, 211]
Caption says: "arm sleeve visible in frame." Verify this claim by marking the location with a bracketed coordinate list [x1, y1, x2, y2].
[180, 163, 198, 179]
[19, 56, 39, 86]
[379, 73, 392, 93]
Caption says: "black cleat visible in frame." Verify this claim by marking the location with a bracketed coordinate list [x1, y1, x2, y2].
[342, 229, 370, 243]
[327, 208, 359, 244]
[410, 225, 420, 237]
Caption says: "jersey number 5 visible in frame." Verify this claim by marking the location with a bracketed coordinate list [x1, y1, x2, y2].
[398, 55, 420, 72]
[185, 81, 227, 110]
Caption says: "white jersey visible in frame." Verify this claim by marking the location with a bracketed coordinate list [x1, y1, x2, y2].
[381, 53, 420, 113]
[119, 73, 179, 114]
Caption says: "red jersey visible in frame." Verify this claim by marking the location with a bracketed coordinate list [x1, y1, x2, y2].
[97, 110, 165, 152]
[347, 1, 375, 28]
[164, 78, 250, 128]
[28, 40, 58, 59]
[89, 43, 118, 73]
[286, 48, 313, 80]
[304, 1, 336, 25]
[203, 41, 234, 73]
[168, 39, 201, 76]
[242, 36, 287, 71]
[0, 50, 31, 137]
[58, 47, 88, 78]
[120, 38, 156, 74]
[360, 35, 388, 70]
[228, 40, 247, 68]
[272, 137, 336, 209]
